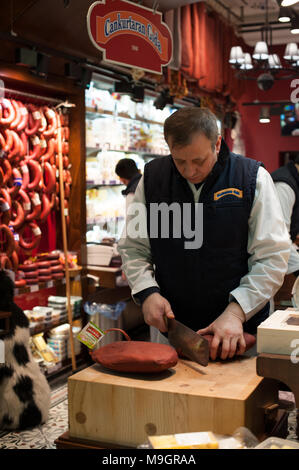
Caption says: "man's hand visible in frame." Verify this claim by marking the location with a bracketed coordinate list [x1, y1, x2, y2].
[197, 302, 246, 361]
[142, 293, 175, 332]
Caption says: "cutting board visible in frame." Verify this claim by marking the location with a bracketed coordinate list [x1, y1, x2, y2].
[68, 357, 279, 447]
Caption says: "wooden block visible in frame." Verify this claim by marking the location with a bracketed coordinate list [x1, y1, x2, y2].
[257, 309, 299, 355]
[68, 357, 279, 447]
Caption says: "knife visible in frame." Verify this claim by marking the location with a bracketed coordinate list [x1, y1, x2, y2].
[164, 316, 210, 367]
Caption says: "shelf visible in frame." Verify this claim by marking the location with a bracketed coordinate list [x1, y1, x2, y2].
[86, 107, 165, 126]
[15, 267, 82, 295]
[86, 146, 167, 157]
[86, 183, 124, 189]
[44, 353, 86, 380]
[30, 314, 82, 337]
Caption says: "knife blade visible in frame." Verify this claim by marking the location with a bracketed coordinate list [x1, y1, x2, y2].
[165, 317, 209, 367]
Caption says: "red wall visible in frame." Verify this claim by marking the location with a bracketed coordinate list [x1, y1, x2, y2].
[226, 45, 299, 173]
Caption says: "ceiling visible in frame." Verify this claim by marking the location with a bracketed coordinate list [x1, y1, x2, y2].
[205, 0, 299, 46]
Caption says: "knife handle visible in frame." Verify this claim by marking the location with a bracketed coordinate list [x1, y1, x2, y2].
[163, 314, 169, 331]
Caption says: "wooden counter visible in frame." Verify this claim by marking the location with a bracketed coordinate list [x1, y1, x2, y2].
[68, 357, 279, 448]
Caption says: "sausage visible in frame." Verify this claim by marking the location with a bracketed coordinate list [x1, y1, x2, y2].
[19, 222, 42, 252]
[40, 137, 55, 163]
[39, 193, 51, 222]
[0, 158, 12, 185]
[26, 192, 41, 221]
[1, 187, 12, 208]
[0, 99, 16, 125]
[10, 250, 19, 271]
[26, 135, 41, 161]
[39, 275, 52, 282]
[25, 105, 42, 136]
[39, 136, 48, 157]
[0, 166, 3, 186]
[0, 255, 13, 270]
[27, 160, 42, 191]
[19, 131, 28, 157]
[15, 278, 26, 288]
[9, 199, 25, 229]
[25, 277, 39, 285]
[3, 129, 13, 152]
[63, 126, 70, 140]
[0, 130, 7, 154]
[43, 107, 57, 137]
[16, 102, 29, 132]
[20, 162, 30, 190]
[0, 224, 16, 256]
[7, 168, 22, 198]
[0, 197, 11, 225]
[52, 272, 64, 280]
[38, 268, 52, 276]
[9, 100, 22, 130]
[50, 264, 64, 273]
[64, 182, 70, 199]
[38, 107, 47, 133]
[17, 188, 31, 217]
[8, 130, 21, 161]
[19, 263, 38, 272]
[43, 162, 56, 194]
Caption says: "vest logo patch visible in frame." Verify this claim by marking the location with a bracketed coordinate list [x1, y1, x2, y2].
[214, 188, 243, 201]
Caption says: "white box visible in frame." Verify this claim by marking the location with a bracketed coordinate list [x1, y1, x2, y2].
[257, 309, 299, 355]
[87, 244, 114, 266]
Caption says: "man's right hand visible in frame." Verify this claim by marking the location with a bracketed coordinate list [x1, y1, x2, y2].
[142, 293, 175, 332]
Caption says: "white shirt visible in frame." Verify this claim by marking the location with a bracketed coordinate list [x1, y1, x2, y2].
[274, 181, 299, 275]
[118, 166, 291, 322]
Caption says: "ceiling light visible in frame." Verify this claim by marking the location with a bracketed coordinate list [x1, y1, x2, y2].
[259, 107, 271, 123]
[278, 6, 292, 22]
[253, 41, 269, 61]
[284, 42, 299, 60]
[240, 53, 253, 70]
[281, 0, 299, 6]
[229, 46, 245, 65]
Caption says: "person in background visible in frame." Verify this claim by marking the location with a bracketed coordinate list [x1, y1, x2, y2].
[118, 107, 291, 361]
[115, 158, 142, 210]
[272, 154, 299, 278]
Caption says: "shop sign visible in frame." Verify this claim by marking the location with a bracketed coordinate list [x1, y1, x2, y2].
[87, 0, 173, 74]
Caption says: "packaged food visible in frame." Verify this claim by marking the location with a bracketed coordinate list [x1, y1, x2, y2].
[33, 306, 53, 316]
[32, 334, 58, 363]
[255, 437, 299, 449]
[77, 321, 105, 349]
[148, 432, 219, 449]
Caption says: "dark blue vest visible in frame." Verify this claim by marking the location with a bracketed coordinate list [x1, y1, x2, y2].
[143, 140, 269, 334]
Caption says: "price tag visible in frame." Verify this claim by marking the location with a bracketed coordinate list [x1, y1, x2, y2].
[30, 285, 39, 293]
[46, 281, 54, 288]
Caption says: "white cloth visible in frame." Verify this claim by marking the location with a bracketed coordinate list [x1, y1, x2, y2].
[118, 166, 291, 323]
[274, 181, 299, 275]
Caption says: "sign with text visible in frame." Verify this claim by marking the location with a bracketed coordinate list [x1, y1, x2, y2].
[87, 0, 173, 74]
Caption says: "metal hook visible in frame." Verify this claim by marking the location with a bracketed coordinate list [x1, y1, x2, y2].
[152, 0, 159, 15]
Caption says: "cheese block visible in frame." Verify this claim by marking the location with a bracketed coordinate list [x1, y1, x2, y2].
[257, 309, 299, 355]
[148, 432, 219, 449]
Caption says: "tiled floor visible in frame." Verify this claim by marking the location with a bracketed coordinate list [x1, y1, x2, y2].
[0, 383, 68, 449]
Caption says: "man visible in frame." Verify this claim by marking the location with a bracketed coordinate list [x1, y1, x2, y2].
[115, 158, 142, 210]
[118, 108, 290, 361]
[272, 155, 299, 277]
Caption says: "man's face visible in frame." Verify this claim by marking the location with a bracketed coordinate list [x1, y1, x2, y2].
[168, 133, 222, 185]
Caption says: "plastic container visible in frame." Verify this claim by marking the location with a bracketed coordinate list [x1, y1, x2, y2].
[255, 437, 299, 449]
[33, 306, 53, 316]
[84, 301, 126, 320]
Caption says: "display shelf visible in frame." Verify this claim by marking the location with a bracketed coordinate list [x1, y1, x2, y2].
[86, 182, 124, 189]
[86, 107, 165, 127]
[86, 146, 167, 157]
[15, 267, 82, 295]
[44, 353, 86, 380]
[30, 314, 81, 337]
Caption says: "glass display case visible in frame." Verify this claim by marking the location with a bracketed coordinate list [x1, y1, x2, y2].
[85, 76, 177, 244]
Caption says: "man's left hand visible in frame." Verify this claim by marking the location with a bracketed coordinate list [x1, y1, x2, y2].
[197, 303, 247, 361]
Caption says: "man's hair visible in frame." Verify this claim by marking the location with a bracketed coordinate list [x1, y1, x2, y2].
[164, 107, 219, 150]
[115, 159, 139, 180]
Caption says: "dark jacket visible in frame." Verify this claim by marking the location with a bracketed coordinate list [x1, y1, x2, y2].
[143, 139, 269, 334]
[272, 161, 299, 242]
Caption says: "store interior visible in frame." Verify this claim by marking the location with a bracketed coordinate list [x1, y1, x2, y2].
[1, 0, 299, 451]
